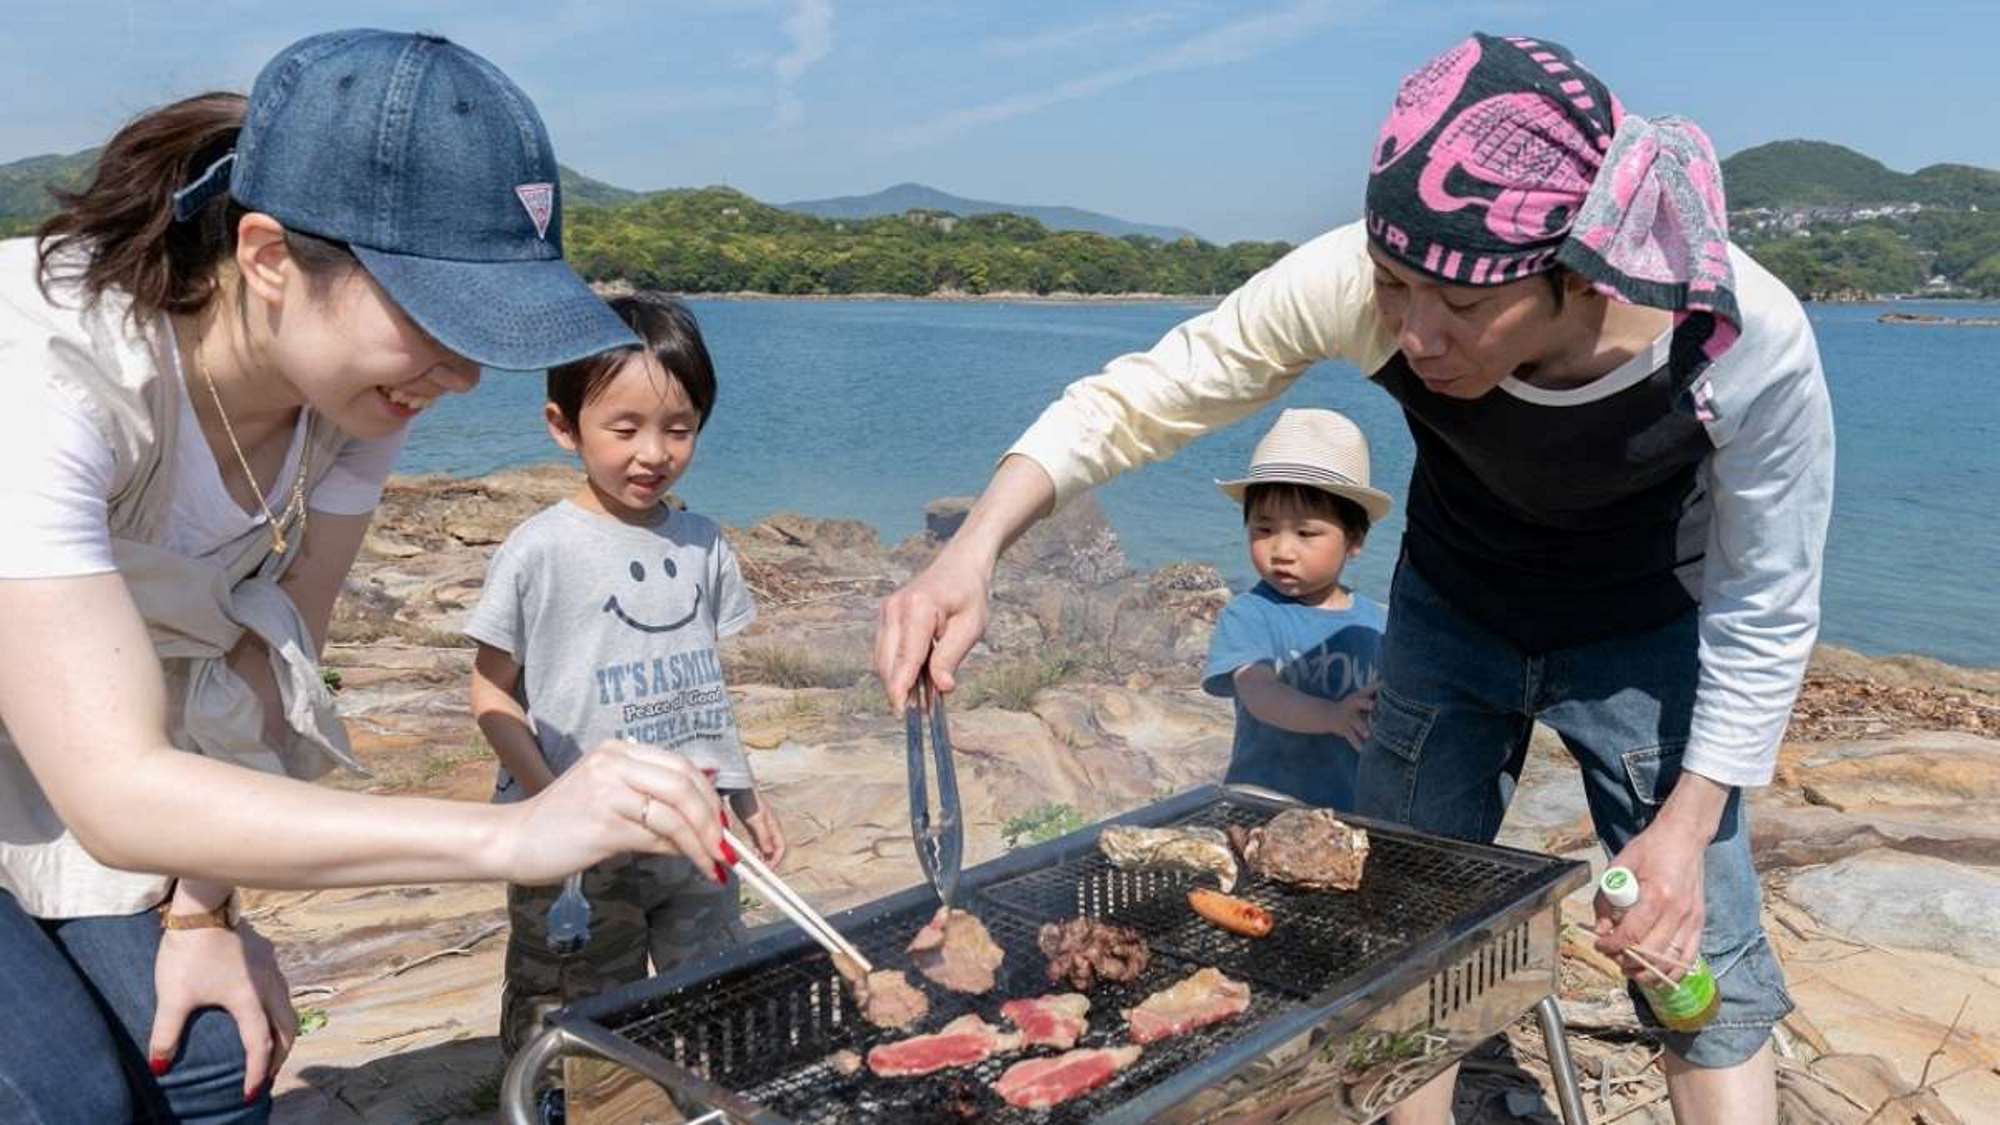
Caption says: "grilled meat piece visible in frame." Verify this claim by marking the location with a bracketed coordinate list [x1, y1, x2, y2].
[833, 954, 930, 1030]
[866, 1013, 1022, 1078]
[1228, 807, 1370, 891]
[1124, 967, 1251, 1044]
[1037, 918, 1151, 991]
[994, 1045, 1143, 1109]
[1000, 993, 1092, 1050]
[907, 907, 1005, 994]
[1098, 825, 1239, 891]
[826, 1049, 863, 1076]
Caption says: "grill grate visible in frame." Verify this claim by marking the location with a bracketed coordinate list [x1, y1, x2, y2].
[607, 901, 1300, 1124]
[979, 801, 1549, 999]
[576, 789, 1579, 1123]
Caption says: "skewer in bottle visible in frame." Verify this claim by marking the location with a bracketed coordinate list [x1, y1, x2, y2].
[1597, 866, 1720, 1032]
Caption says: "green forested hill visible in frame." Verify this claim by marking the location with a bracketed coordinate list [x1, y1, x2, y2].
[1722, 140, 2000, 210]
[566, 187, 1286, 295]
[1722, 141, 1999, 297]
[0, 148, 1279, 295]
[9, 137, 1997, 297]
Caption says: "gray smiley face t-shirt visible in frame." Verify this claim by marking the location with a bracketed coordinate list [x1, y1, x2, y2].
[465, 500, 757, 802]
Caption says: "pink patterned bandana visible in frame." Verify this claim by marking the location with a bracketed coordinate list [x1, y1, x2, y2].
[1364, 33, 1740, 372]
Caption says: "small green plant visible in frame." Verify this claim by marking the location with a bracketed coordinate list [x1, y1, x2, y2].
[417, 737, 492, 785]
[296, 1007, 329, 1036]
[1002, 803, 1087, 849]
[319, 667, 343, 693]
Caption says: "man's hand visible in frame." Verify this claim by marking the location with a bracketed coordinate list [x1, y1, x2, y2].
[873, 455, 1055, 711]
[1595, 772, 1732, 984]
[874, 546, 992, 710]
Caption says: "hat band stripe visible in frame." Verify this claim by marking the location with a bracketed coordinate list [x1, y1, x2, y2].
[1245, 462, 1367, 490]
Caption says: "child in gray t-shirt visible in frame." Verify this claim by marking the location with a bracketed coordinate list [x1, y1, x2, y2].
[465, 293, 785, 1055]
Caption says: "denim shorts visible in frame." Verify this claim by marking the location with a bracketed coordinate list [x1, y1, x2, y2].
[1356, 563, 1792, 1068]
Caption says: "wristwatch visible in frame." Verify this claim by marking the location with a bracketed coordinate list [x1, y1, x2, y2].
[159, 895, 239, 932]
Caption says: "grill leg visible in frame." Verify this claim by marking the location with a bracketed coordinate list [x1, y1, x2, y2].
[1537, 995, 1592, 1125]
[502, 1025, 575, 1125]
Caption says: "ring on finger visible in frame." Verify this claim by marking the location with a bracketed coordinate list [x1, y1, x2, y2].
[639, 795, 654, 831]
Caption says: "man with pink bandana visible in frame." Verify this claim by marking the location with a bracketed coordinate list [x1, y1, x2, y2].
[877, 32, 1828, 1124]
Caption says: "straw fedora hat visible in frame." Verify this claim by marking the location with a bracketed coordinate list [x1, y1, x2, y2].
[1216, 408, 1393, 524]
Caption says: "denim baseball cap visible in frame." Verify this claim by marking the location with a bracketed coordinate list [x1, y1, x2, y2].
[226, 29, 635, 371]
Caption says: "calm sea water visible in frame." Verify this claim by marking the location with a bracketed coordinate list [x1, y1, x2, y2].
[401, 298, 2000, 669]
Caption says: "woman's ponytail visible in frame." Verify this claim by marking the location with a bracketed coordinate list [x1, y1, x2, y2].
[35, 92, 247, 322]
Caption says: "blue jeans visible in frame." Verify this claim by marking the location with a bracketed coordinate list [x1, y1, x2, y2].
[1357, 563, 1792, 1068]
[0, 891, 265, 1124]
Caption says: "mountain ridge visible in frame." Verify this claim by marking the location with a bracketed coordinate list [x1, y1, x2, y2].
[7, 139, 1995, 235]
[778, 181, 1200, 242]
[1720, 140, 2000, 210]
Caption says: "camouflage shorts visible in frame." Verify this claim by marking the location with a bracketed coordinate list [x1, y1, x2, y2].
[500, 854, 746, 1056]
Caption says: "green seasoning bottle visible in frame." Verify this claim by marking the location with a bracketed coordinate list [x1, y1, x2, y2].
[1598, 867, 1721, 1033]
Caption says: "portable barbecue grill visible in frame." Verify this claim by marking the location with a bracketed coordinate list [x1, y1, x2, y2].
[503, 785, 1594, 1124]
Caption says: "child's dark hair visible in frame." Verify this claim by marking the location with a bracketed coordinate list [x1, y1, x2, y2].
[1243, 482, 1371, 541]
[36, 91, 354, 325]
[547, 293, 717, 431]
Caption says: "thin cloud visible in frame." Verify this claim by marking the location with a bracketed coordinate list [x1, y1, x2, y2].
[981, 7, 1193, 59]
[773, 0, 833, 128]
[883, 0, 1373, 152]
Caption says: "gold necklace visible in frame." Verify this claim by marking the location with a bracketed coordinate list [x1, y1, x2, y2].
[195, 351, 309, 555]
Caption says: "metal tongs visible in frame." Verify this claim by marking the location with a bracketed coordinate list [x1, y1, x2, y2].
[905, 671, 964, 910]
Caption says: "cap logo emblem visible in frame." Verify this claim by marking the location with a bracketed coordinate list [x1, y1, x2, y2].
[515, 182, 554, 239]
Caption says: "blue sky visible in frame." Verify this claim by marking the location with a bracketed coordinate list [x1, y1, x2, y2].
[3, 0, 1994, 243]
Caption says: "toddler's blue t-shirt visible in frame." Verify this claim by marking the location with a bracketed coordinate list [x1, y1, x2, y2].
[1202, 582, 1386, 810]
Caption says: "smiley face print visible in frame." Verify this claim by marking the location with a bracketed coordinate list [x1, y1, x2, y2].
[603, 556, 703, 634]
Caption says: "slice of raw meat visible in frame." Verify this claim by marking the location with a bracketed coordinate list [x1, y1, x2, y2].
[866, 1014, 1022, 1078]
[1000, 993, 1091, 1050]
[1123, 967, 1251, 1044]
[994, 1045, 1143, 1109]
[907, 907, 1005, 993]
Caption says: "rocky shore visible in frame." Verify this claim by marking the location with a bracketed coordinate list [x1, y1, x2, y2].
[266, 467, 1999, 1123]
[1878, 312, 2000, 327]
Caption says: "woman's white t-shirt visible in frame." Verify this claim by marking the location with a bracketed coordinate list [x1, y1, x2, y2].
[0, 275, 404, 580]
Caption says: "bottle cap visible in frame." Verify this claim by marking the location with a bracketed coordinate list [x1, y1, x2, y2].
[1599, 866, 1640, 909]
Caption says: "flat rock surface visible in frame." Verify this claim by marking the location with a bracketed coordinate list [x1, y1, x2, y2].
[264, 469, 1997, 1123]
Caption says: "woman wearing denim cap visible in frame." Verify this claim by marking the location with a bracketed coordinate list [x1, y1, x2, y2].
[877, 33, 1832, 1124]
[0, 30, 733, 1122]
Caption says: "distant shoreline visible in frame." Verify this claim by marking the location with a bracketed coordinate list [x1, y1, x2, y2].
[593, 283, 1221, 307]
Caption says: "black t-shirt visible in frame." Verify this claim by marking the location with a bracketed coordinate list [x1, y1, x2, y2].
[1370, 330, 1713, 652]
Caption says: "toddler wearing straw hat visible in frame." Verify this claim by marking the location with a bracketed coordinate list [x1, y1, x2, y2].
[1201, 409, 1394, 811]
